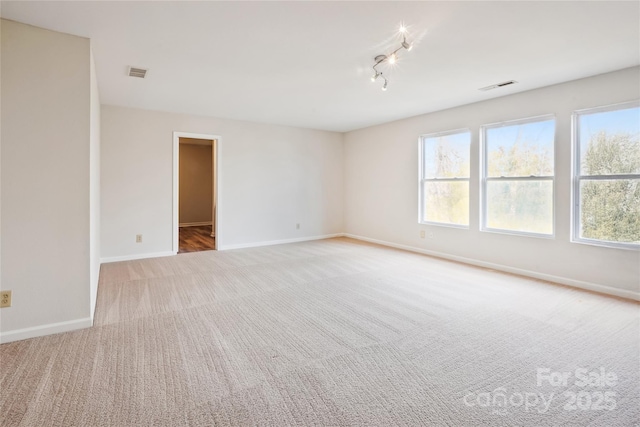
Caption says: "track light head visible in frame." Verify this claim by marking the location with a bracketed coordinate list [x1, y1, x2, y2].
[369, 22, 415, 91]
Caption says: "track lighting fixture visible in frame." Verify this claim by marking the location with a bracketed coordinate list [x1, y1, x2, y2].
[370, 23, 415, 91]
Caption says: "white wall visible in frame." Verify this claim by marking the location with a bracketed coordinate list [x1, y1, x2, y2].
[344, 67, 640, 299]
[0, 21, 3, 322]
[89, 47, 101, 320]
[1, 20, 94, 342]
[101, 106, 343, 259]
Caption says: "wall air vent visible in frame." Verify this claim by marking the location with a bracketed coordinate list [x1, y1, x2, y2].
[128, 67, 147, 78]
[478, 80, 517, 91]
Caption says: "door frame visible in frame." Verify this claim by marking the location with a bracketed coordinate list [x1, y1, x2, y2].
[173, 131, 221, 253]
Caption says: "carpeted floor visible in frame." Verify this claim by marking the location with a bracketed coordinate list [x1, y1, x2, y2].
[1, 237, 638, 426]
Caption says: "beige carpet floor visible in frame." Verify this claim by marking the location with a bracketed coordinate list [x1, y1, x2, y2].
[1, 237, 638, 426]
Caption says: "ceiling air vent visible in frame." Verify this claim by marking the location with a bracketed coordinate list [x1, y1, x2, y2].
[478, 80, 517, 91]
[128, 67, 147, 78]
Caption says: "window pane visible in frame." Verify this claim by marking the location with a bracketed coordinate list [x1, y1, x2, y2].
[580, 179, 640, 243]
[579, 106, 640, 175]
[486, 119, 555, 177]
[422, 181, 469, 226]
[486, 180, 553, 234]
[423, 132, 470, 178]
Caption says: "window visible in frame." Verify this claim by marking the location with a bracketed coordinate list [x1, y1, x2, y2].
[572, 101, 640, 249]
[481, 116, 555, 236]
[419, 130, 470, 227]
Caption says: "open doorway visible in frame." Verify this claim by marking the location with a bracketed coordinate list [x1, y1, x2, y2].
[173, 132, 220, 254]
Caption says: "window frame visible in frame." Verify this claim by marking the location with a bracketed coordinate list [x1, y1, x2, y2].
[571, 100, 640, 250]
[418, 128, 471, 228]
[480, 114, 556, 238]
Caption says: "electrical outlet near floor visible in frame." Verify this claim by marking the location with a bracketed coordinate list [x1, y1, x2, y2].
[0, 291, 12, 308]
[296, 223, 300, 230]
[136, 234, 143, 243]
[420, 230, 425, 238]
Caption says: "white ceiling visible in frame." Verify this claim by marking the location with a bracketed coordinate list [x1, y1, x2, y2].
[2, 1, 638, 132]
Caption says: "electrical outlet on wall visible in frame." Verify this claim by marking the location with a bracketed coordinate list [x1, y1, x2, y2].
[136, 234, 143, 243]
[420, 230, 425, 238]
[1, 291, 12, 308]
[296, 223, 300, 230]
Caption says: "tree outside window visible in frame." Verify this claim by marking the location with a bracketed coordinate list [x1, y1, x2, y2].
[419, 130, 470, 227]
[574, 103, 640, 248]
[481, 117, 555, 236]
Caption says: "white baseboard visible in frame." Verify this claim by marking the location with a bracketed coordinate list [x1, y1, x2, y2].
[100, 251, 177, 264]
[344, 233, 640, 302]
[179, 221, 212, 227]
[218, 233, 345, 250]
[0, 317, 93, 344]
